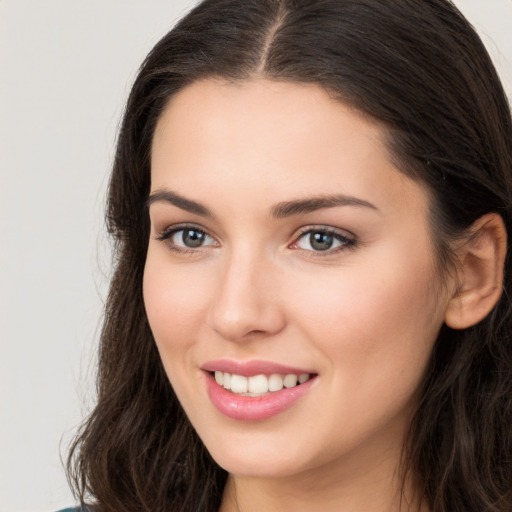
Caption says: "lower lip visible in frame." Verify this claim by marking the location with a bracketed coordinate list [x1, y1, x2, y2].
[205, 372, 316, 421]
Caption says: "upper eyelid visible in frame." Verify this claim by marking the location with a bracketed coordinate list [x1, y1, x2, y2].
[156, 222, 214, 237]
[292, 224, 357, 240]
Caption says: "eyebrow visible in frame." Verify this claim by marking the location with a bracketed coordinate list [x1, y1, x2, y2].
[146, 189, 378, 218]
[270, 195, 378, 218]
[146, 189, 213, 217]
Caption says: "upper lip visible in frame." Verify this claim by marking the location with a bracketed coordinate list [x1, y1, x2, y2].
[201, 359, 316, 377]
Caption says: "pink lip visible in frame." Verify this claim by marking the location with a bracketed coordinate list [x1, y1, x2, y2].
[201, 359, 316, 377]
[202, 360, 318, 421]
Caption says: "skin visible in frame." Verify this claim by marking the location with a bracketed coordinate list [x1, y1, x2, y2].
[144, 79, 455, 511]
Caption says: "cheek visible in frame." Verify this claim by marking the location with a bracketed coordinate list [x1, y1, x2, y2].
[142, 251, 218, 408]
[287, 242, 443, 388]
[284, 254, 443, 453]
[142, 250, 212, 355]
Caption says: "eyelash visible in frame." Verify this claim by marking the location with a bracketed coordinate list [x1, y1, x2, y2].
[155, 223, 357, 257]
[155, 223, 216, 255]
[290, 225, 357, 257]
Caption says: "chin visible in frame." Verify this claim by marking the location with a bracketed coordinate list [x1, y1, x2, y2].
[199, 429, 319, 479]
[212, 452, 306, 479]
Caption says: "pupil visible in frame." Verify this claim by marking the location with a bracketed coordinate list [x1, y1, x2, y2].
[310, 232, 333, 251]
[182, 229, 204, 248]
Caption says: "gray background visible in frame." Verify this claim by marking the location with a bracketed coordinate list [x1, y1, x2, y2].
[1, 1, 511, 511]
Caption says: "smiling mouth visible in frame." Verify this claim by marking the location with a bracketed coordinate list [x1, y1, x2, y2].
[212, 371, 315, 397]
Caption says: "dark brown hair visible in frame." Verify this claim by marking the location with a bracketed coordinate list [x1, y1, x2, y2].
[67, 1, 512, 511]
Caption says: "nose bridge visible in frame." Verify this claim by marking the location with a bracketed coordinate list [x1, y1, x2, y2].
[207, 243, 284, 341]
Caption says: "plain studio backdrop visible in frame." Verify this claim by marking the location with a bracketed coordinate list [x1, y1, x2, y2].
[0, 1, 511, 511]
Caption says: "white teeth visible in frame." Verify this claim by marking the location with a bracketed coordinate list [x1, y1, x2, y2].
[268, 373, 284, 392]
[283, 374, 298, 388]
[248, 374, 269, 394]
[223, 372, 231, 390]
[230, 374, 248, 394]
[213, 371, 312, 395]
[298, 373, 310, 384]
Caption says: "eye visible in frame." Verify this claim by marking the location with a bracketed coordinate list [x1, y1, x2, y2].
[291, 228, 356, 254]
[156, 225, 218, 252]
[173, 228, 211, 248]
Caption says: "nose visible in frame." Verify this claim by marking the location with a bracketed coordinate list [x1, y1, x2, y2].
[206, 250, 286, 342]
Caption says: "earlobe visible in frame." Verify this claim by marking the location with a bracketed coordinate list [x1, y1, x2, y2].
[444, 213, 507, 330]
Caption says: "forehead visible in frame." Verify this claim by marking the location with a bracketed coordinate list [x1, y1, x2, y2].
[152, 78, 385, 165]
[150, 78, 428, 220]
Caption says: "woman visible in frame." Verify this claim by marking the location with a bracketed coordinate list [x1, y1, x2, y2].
[66, 0, 512, 511]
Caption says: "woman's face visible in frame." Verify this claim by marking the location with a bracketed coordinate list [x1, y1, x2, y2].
[144, 79, 453, 481]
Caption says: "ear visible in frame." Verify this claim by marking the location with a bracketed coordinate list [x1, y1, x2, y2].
[445, 213, 507, 330]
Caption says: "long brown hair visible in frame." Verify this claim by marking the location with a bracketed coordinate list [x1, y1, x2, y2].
[67, 1, 512, 511]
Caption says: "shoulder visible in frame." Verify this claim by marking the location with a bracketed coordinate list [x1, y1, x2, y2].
[55, 508, 91, 512]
